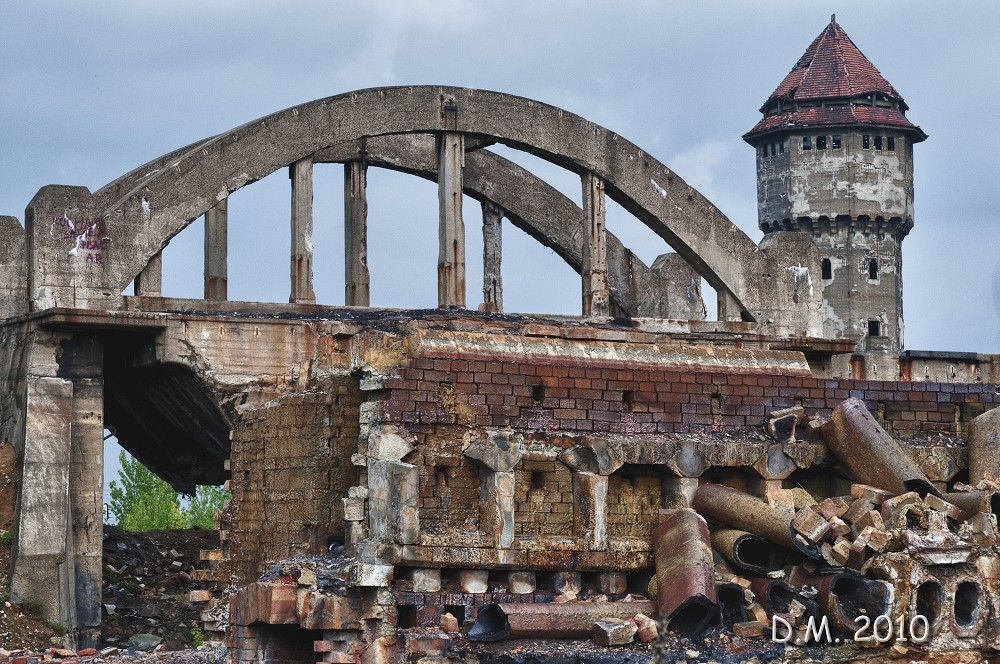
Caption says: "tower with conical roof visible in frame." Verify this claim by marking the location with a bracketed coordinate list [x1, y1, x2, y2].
[744, 16, 926, 368]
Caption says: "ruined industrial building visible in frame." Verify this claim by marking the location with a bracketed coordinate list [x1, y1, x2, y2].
[4, 16, 1000, 664]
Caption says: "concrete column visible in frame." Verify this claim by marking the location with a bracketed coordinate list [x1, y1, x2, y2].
[70, 377, 104, 647]
[134, 252, 162, 296]
[203, 199, 228, 300]
[12, 377, 75, 627]
[344, 160, 370, 306]
[289, 157, 316, 304]
[581, 173, 610, 317]
[573, 471, 608, 551]
[437, 132, 465, 308]
[717, 288, 742, 322]
[481, 201, 503, 312]
[480, 471, 515, 548]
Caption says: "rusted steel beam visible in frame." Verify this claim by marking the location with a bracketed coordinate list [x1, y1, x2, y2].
[806, 572, 891, 635]
[711, 528, 786, 574]
[821, 398, 939, 498]
[653, 508, 717, 637]
[943, 490, 1000, 520]
[693, 483, 820, 559]
[466, 600, 657, 641]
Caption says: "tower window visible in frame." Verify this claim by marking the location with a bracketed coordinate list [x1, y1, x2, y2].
[868, 258, 879, 280]
[868, 320, 881, 337]
[802, 136, 812, 151]
[821, 258, 832, 280]
[874, 136, 883, 151]
[770, 143, 776, 156]
[832, 135, 842, 148]
[887, 136, 895, 151]
[816, 136, 827, 150]
[863, 135, 870, 149]
[779, 141, 785, 154]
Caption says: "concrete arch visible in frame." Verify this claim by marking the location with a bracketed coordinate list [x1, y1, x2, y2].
[26, 86, 821, 331]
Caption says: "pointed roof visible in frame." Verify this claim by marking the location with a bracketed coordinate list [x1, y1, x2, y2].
[744, 17, 926, 142]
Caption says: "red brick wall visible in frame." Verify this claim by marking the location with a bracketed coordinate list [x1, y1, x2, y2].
[381, 356, 996, 439]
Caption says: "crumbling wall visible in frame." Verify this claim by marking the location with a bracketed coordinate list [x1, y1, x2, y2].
[224, 379, 361, 585]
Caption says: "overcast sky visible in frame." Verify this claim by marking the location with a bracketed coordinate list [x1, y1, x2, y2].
[3, 2, 999, 493]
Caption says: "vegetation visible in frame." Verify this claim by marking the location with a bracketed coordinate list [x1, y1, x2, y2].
[108, 451, 228, 531]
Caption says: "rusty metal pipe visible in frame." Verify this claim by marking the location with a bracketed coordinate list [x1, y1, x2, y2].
[943, 490, 1000, 520]
[693, 483, 820, 559]
[750, 578, 819, 623]
[466, 600, 657, 641]
[653, 508, 717, 637]
[711, 528, 786, 574]
[807, 572, 891, 635]
[821, 398, 940, 498]
[716, 582, 748, 630]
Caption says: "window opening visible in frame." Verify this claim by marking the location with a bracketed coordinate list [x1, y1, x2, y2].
[868, 258, 878, 280]
[802, 136, 812, 151]
[868, 320, 881, 337]
[821, 258, 832, 280]
[779, 141, 785, 154]
[887, 136, 895, 151]
[816, 136, 827, 150]
[832, 135, 842, 149]
[874, 136, 883, 151]
[863, 135, 870, 149]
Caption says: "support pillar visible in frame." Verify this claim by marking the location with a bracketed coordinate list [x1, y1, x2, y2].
[70, 377, 104, 648]
[573, 471, 608, 551]
[344, 160, 370, 306]
[581, 173, 610, 317]
[289, 157, 316, 304]
[480, 471, 515, 548]
[717, 288, 742, 322]
[481, 201, 503, 312]
[204, 199, 228, 300]
[437, 132, 465, 308]
[134, 252, 162, 296]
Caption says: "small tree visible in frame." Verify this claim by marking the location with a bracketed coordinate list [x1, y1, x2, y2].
[185, 484, 228, 529]
[108, 451, 186, 531]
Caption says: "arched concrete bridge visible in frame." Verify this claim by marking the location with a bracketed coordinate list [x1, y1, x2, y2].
[13, 86, 822, 328]
[0, 86, 833, 646]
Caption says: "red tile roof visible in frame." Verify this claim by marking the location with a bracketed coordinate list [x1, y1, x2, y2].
[744, 18, 926, 142]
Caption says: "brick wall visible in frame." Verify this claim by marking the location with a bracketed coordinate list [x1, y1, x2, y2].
[224, 379, 361, 585]
[606, 465, 661, 539]
[512, 458, 574, 537]
[381, 356, 996, 439]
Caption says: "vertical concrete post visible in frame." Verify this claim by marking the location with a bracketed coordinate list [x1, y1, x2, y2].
[12, 377, 75, 628]
[481, 201, 503, 312]
[70, 376, 104, 647]
[134, 252, 162, 297]
[344, 160, 370, 307]
[581, 173, 610, 317]
[717, 288, 743, 322]
[437, 132, 465, 308]
[480, 471, 515, 548]
[289, 157, 316, 304]
[573, 471, 608, 551]
[203, 199, 228, 300]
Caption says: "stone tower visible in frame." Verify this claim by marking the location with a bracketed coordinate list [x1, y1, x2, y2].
[744, 16, 926, 366]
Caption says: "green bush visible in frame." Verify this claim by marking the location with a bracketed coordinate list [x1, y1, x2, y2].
[108, 451, 229, 531]
[0, 529, 12, 545]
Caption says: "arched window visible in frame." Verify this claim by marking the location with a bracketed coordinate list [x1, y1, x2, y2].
[821, 258, 832, 280]
[868, 258, 878, 280]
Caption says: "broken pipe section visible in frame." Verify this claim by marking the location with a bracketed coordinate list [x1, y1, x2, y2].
[653, 508, 716, 637]
[821, 398, 940, 498]
[466, 600, 657, 641]
[693, 483, 820, 559]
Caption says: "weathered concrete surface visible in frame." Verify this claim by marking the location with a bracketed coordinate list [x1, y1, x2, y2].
[0, 216, 27, 318]
[35, 87, 818, 331]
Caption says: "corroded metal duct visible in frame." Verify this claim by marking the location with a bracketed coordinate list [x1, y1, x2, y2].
[466, 601, 657, 641]
[807, 572, 892, 635]
[821, 398, 940, 498]
[711, 528, 786, 574]
[653, 508, 717, 637]
[716, 582, 749, 630]
[693, 483, 820, 559]
[942, 490, 1000, 520]
[750, 578, 819, 623]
